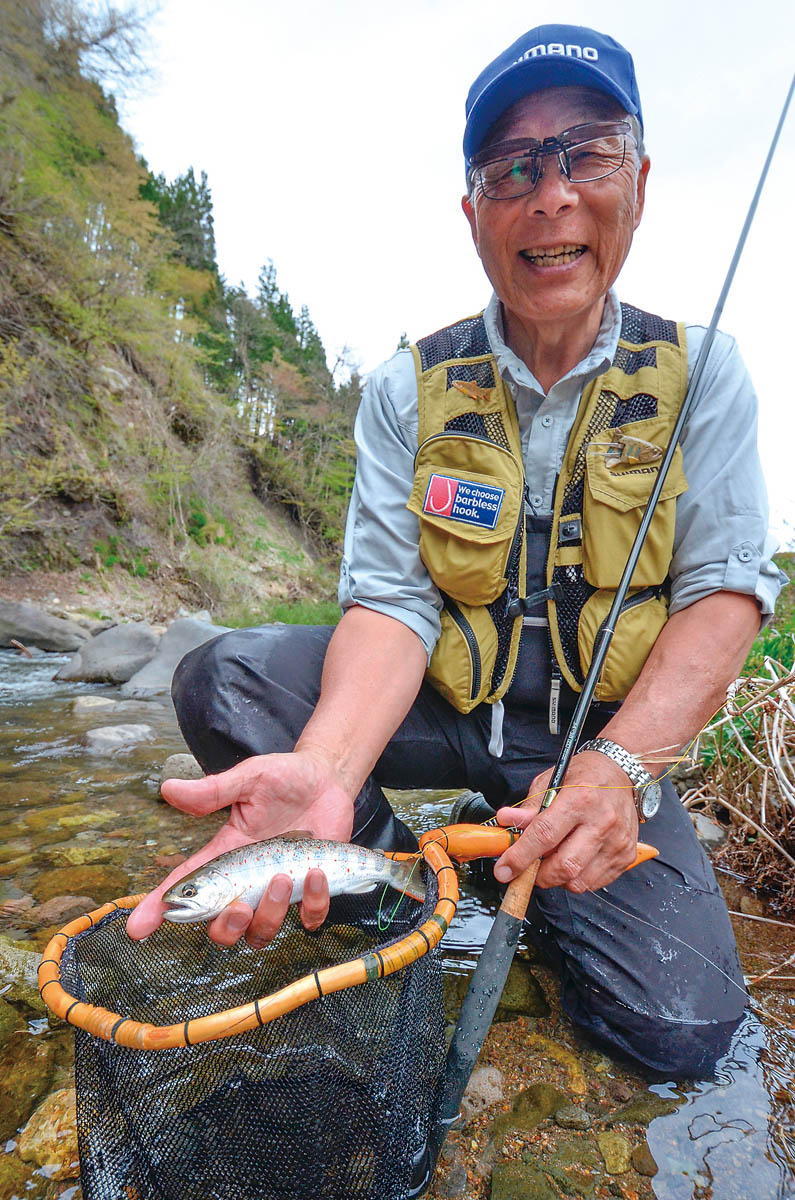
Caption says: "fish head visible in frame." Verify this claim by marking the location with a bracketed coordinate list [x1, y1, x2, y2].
[162, 867, 239, 923]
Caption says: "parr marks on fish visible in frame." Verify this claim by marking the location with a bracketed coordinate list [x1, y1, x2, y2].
[162, 833, 425, 923]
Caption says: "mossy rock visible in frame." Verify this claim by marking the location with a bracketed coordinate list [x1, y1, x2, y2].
[0, 1035, 56, 1140]
[31, 864, 130, 903]
[606, 1093, 680, 1126]
[490, 1161, 559, 1200]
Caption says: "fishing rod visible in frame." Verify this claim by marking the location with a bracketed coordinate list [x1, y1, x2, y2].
[411, 70, 795, 1195]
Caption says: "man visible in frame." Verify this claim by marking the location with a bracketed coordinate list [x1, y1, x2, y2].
[128, 25, 785, 1075]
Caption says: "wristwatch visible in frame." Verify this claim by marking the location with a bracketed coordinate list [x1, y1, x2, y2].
[576, 737, 662, 822]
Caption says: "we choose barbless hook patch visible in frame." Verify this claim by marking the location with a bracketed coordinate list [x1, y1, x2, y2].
[422, 474, 505, 529]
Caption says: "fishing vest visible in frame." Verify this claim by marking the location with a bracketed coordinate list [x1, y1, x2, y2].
[407, 304, 689, 714]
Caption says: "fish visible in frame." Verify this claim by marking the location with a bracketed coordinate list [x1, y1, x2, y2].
[161, 832, 425, 923]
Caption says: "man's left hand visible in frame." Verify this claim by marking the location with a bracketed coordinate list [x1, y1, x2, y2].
[492, 751, 640, 892]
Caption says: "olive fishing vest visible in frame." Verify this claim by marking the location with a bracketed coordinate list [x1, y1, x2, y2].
[407, 304, 689, 714]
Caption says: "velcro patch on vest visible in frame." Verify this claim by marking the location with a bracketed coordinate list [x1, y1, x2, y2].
[423, 474, 505, 528]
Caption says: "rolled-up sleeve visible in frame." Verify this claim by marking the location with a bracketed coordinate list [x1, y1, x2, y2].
[670, 327, 788, 618]
[338, 351, 442, 660]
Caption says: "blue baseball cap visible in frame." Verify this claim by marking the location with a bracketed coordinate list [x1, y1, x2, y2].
[464, 24, 643, 166]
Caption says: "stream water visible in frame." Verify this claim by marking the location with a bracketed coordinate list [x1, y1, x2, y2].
[1, 647, 794, 1199]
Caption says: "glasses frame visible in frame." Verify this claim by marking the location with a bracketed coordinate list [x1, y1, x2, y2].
[468, 121, 635, 200]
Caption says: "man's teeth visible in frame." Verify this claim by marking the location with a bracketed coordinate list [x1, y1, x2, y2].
[521, 245, 586, 266]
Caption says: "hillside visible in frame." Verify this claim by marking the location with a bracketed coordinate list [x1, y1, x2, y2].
[0, 0, 356, 625]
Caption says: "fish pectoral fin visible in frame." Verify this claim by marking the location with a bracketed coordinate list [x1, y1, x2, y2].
[345, 881, 380, 894]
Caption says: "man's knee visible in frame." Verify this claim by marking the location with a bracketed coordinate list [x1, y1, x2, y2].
[563, 977, 747, 1076]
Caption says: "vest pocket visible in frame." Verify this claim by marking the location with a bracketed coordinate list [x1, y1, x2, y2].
[408, 434, 524, 606]
[577, 587, 669, 701]
[426, 599, 498, 713]
[581, 425, 688, 589]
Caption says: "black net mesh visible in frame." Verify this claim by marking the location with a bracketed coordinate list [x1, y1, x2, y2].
[612, 344, 657, 374]
[416, 315, 489, 371]
[445, 359, 496, 391]
[619, 303, 679, 346]
[60, 871, 444, 1200]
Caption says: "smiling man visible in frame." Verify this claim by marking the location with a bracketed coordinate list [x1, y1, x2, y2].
[128, 25, 785, 1076]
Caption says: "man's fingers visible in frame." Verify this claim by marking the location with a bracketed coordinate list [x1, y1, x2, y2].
[207, 900, 254, 946]
[492, 806, 573, 883]
[299, 868, 330, 931]
[244, 874, 294, 949]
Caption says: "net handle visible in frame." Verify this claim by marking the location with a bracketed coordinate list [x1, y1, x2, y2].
[37, 839, 458, 1050]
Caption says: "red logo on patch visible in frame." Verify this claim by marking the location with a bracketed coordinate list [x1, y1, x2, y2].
[424, 474, 458, 516]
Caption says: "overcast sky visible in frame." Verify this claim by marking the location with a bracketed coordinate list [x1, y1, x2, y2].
[118, 0, 795, 540]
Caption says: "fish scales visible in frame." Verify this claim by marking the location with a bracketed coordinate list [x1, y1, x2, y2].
[162, 835, 425, 923]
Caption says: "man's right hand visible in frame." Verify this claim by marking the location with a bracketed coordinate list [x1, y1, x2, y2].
[125, 748, 355, 944]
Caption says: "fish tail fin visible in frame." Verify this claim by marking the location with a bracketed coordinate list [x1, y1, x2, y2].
[388, 859, 425, 903]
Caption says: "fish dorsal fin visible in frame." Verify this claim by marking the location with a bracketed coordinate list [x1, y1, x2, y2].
[278, 830, 315, 841]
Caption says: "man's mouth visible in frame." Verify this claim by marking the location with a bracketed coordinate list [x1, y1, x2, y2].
[520, 244, 587, 267]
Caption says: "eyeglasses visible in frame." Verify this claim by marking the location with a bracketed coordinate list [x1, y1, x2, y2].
[468, 122, 635, 200]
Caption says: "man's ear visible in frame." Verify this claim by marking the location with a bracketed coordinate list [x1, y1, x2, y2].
[633, 157, 651, 231]
[462, 193, 480, 255]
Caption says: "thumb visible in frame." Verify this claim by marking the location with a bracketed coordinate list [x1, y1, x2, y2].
[160, 766, 246, 815]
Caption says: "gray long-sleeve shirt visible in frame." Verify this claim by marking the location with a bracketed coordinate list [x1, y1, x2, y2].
[339, 290, 786, 661]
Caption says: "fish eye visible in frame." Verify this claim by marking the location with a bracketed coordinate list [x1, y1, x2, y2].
[180, 884, 197, 898]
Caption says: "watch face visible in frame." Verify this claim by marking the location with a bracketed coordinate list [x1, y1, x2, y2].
[639, 781, 662, 821]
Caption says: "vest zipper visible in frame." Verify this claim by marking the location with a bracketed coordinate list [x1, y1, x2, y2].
[591, 584, 663, 667]
[446, 598, 482, 701]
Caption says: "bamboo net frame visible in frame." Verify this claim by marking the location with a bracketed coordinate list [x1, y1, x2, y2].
[37, 825, 525, 1049]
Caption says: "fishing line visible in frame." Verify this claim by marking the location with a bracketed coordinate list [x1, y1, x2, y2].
[590, 890, 791, 1032]
[377, 854, 424, 931]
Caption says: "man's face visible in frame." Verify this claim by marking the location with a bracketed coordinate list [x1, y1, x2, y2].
[462, 87, 649, 335]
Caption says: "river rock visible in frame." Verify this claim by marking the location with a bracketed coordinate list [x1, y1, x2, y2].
[0, 1033, 55, 1140]
[160, 753, 204, 783]
[496, 1082, 569, 1136]
[30, 895, 98, 926]
[555, 1103, 592, 1130]
[691, 811, 729, 850]
[444, 960, 548, 1025]
[0, 995, 26, 1042]
[55, 621, 160, 683]
[0, 599, 89, 652]
[18, 1086, 79, 1180]
[597, 1130, 632, 1174]
[0, 1152, 30, 1196]
[490, 1161, 559, 1200]
[631, 1140, 659, 1176]
[72, 694, 120, 712]
[31, 864, 129, 905]
[83, 723, 155, 753]
[543, 1135, 603, 1197]
[121, 616, 231, 697]
[460, 1065, 505, 1121]
[51, 845, 113, 867]
[606, 1093, 680, 1126]
[0, 932, 44, 1010]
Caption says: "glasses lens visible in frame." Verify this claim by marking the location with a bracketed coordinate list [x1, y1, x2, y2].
[475, 153, 539, 199]
[566, 135, 627, 182]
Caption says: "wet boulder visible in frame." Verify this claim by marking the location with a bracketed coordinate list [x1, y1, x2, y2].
[55, 621, 160, 683]
[0, 600, 89, 652]
[83, 723, 155, 753]
[121, 615, 231, 698]
[18, 1086, 79, 1180]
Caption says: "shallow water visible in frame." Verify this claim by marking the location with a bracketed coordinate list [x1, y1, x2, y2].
[1, 648, 794, 1198]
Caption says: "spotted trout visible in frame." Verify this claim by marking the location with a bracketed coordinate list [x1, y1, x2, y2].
[162, 833, 425, 922]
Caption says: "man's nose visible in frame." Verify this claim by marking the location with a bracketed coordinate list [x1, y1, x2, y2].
[526, 158, 579, 217]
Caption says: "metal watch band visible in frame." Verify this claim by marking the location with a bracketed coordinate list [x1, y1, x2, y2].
[576, 737, 654, 791]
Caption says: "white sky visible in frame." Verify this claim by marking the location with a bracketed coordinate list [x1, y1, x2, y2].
[118, 0, 795, 541]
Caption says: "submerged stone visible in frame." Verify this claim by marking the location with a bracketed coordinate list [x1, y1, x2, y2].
[490, 1161, 559, 1200]
[18, 1086, 79, 1181]
[544, 1134, 602, 1197]
[0, 932, 44, 1010]
[606, 1093, 680, 1126]
[631, 1140, 659, 1176]
[596, 1130, 632, 1174]
[51, 845, 113, 868]
[0, 1035, 55, 1140]
[31, 864, 130, 904]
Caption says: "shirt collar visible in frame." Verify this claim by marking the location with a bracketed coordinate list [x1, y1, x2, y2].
[482, 290, 621, 395]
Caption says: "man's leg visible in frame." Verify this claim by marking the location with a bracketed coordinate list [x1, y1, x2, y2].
[169, 624, 485, 852]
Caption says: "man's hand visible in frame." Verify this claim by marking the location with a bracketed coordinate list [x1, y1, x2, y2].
[125, 748, 354, 944]
[492, 751, 639, 893]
